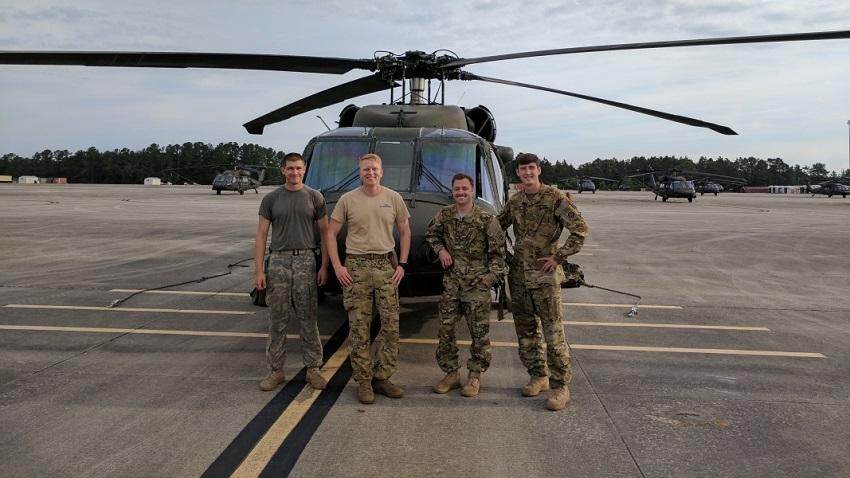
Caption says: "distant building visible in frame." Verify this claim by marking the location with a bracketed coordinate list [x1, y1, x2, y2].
[144, 177, 162, 186]
[768, 185, 803, 194]
[0, 175, 12, 183]
[741, 186, 768, 193]
[18, 176, 39, 184]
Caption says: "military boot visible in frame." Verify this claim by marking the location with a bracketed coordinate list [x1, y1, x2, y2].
[306, 367, 327, 390]
[357, 382, 375, 404]
[461, 371, 481, 397]
[432, 370, 461, 394]
[259, 370, 285, 392]
[546, 386, 571, 411]
[521, 375, 550, 397]
[372, 378, 404, 398]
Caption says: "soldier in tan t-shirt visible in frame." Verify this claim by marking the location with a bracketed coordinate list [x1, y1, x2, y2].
[327, 153, 411, 405]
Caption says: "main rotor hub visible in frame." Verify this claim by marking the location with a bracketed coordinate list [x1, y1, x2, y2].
[374, 50, 462, 82]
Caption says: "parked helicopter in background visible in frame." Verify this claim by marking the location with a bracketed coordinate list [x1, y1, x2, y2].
[807, 180, 849, 198]
[575, 176, 619, 194]
[212, 163, 268, 195]
[3, 30, 848, 294]
[629, 169, 746, 202]
[693, 175, 747, 195]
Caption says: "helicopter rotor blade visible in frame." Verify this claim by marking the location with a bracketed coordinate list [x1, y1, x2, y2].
[243, 73, 399, 134]
[0, 51, 376, 75]
[444, 30, 850, 68]
[462, 72, 737, 135]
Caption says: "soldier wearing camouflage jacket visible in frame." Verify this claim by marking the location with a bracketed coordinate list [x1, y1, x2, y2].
[426, 173, 505, 396]
[498, 153, 588, 411]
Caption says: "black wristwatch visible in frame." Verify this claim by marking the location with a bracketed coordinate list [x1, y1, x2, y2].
[399, 262, 409, 272]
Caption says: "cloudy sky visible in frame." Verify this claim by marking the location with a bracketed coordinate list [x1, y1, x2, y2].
[2, 0, 849, 172]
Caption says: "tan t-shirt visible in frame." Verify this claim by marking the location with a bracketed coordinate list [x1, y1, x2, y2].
[331, 187, 410, 254]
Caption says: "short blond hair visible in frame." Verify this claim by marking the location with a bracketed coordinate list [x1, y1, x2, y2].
[359, 153, 382, 166]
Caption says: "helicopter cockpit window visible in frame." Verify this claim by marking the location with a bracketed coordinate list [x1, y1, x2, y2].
[478, 151, 496, 205]
[305, 141, 370, 192]
[374, 141, 415, 191]
[418, 141, 476, 193]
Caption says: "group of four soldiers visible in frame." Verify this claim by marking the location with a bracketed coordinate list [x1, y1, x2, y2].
[254, 151, 587, 411]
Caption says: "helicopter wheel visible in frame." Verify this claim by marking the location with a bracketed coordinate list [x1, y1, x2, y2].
[700, 192, 704, 196]
[239, 190, 244, 195]
[688, 197, 693, 203]
[714, 192, 718, 196]
[592, 190, 596, 194]
[844, 194, 847, 198]
[216, 189, 221, 195]
[828, 194, 832, 198]
[654, 195, 658, 201]
[662, 196, 668, 202]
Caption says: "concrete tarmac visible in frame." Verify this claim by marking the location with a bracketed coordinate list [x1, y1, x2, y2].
[1, 184, 848, 477]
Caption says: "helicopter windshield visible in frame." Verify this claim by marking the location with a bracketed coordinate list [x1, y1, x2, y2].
[418, 141, 476, 193]
[671, 180, 695, 192]
[374, 140, 415, 191]
[305, 141, 370, 191]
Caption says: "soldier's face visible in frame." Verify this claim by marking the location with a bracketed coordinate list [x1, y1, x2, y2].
[359, 159, 383, 186]
[282, 159, 305, 186]
[452, 178, 473, 207]
[516, 162, 541, 187]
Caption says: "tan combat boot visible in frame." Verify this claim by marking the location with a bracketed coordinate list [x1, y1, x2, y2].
[372, 378, 404, 398]
[521, 375, 550, 397]
[461, 371, 481, 397]
[546, 386, 571, 411]
[306, 367, 327, 390]
[432, 370, 461, 394]
[357, 382, 375, 404]
[259, 370, 285, 391]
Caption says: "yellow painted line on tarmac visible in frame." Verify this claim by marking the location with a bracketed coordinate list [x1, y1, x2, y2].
[110, 289, 250, 297]
[563, 302, 683, 310]
[3, 324, 822, 358]
[3, 304, 253, 315]
[231, 338, 352, 478]
[0, 325, 333, 340]
[399, 338, 824, 358]
[492, 319, 769, 331]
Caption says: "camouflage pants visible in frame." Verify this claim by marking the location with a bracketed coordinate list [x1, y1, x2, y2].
[342, 254, 399, 384]
[436, 279, 492, 373]
[508, 273, 571, 388]
[266, 252, 323, 371]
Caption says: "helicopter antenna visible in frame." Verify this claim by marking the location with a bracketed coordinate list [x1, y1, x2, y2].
[316, 115, 331, 131]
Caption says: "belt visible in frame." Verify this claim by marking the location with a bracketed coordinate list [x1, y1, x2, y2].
[347, 252, 392, 259]
[271, 248, 316, 256]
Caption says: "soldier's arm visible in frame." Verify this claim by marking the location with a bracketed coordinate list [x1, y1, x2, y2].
[254, 216, 271, 289]
[496, 199, 512, 230]
[424, 210, 446, 254]
[484, 217, 506, 286]
[553, 198, 588, 264]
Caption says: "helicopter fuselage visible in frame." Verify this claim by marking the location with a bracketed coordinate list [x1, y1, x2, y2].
[303, 124, 508, 296]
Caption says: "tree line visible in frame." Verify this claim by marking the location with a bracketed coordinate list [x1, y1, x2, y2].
[1, 142, 282, 185]
[2, 143, 847, 187]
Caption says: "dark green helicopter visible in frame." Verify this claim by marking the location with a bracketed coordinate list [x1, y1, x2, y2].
[211, 163, 268, 195]
[629, 168, 746, 202]
[3, 30, 848, 295]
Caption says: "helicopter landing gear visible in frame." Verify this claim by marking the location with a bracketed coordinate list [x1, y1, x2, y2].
[688, 197, 693, 203]
[662, 196, 668, 202]
[216, 189, 221, 195]
[254, 188, 259, 194]
[239, 190, 244, 195]
[654, 195, 658, 201]
[714, 192, 718, 196]
[592, 190, 596, 194]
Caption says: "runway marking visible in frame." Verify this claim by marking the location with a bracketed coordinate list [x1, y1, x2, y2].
[0, 325, 330, 340]
[492, 320, 770, 331]
[4, 324, 822, 358]
[575, 253, 593, 256]
[110, 289, 250, 297]
[3, 304, 253, 315]
[563, 302, 682, 310]
[231, 339, 352, 477]
[399, 338, 824, 358]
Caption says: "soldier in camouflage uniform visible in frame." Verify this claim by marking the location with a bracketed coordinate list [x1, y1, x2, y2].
[255, 152, 329, 392]
[426, 173, 505, 397]
[327, 153, 411, 405]
[498, 152, 588, 411]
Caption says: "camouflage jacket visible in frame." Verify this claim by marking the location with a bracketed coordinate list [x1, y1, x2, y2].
[498, 185, 588, 285]
[425, 204, 506, 287]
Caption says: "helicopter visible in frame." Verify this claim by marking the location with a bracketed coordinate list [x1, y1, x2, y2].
[629, 169, 746, 202]
[807, 180, 850, 198]
[693, 176, 747, 195]
[575, 176, 619, 194]
[211, 163, 269, 195]
[3, 30, 849, 295]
